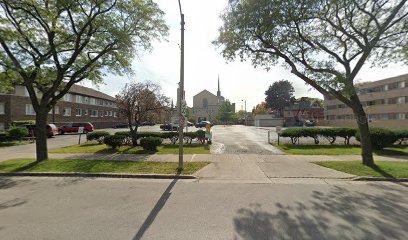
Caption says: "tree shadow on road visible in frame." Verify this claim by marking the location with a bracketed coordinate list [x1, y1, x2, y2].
[132, 172, 180, 240]
[233, 184, 408, 240]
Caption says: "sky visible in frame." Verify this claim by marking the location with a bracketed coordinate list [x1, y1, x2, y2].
[87, 0, 407, 112]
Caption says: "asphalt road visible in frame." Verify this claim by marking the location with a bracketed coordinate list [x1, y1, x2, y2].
[0, 177, 407, 240]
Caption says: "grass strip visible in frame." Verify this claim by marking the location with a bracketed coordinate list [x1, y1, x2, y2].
[315, 161, 408, 178]
[49, 142, 210, 155]
[273, 143, 408, 156]
[0, 159, 209, 175]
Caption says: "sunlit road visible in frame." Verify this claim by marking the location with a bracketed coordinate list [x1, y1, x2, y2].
[0, 177, 407, 240]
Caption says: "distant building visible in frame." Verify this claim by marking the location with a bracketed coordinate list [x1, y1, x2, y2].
[324, 74, 408, 129]
[192, 76, 235, 123]
[0, 84, 123, 130]
[284, 98, 324, 126]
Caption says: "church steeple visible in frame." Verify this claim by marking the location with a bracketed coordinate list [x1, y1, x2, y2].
[217, 75, 221, 98]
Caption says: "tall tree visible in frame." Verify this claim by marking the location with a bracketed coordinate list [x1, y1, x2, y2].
[116, 81, 169, 146]
[217, 100, 236, 124]
[265, 80, 295, 117]
[0, 0, 168, 161]
[214, 0, 408, 165]
[253, 102, 269, 115]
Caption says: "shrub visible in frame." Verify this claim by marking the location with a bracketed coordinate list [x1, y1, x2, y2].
[394, 129, 408, 145]
[140, 137, 162, 151]
[335, 128, 357, 145]
[355, 128, 397, 150]
[11, 120, 35, 127]
[280, 128, 303, 144]
[104, 135, 125, 149]
[8, 127, 29, 140]
[87, 131, 110, 144]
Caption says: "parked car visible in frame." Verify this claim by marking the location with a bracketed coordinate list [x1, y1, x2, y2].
[113, 123, 129, 129]
[24, 124, 58, 138]
[304, 120, 316, 127]
[160, 122, 178, 131]
[58, 122, 94, 134]
[141, 121, 156, 126]
[187, 121, 194, 127]
[195, 121, 210, 128]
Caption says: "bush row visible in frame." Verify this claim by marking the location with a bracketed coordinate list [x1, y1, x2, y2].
[279, 127, 408, 149]
[0, 127, 29, 142]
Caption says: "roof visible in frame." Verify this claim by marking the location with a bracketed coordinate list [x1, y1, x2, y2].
[69, 84, 116, 101]
[193, 89, 217, 98]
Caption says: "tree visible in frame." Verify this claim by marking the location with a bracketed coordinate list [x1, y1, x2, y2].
[214, 0, 408, 166]
[0, 0, 168, 161]
[265, 80, 295, 117]
[116, 81, 169, 146]
[252, 102, 269, 115]
[217, 100, 236, 124]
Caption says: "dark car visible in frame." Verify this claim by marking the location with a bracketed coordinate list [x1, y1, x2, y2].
[24, 124, 58, 138]
[58, 122, 94, 134]
[187, 121, 194, 127]
[113, 123, 129, 129]
[195, 121, 210, 128]
[160, 123, 178, 131]
[141, 121, 156, 126]
[304, 120, 316, 127]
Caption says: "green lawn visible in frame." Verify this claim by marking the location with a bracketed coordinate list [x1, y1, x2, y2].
[49, 142, 210, 155]
[0, 159, 209, 175]
[273, 143, 408, 156]
[315, 161, 408, 178]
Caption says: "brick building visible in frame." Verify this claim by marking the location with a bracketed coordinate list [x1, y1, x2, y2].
[324, 73, 408, 129]
[283, 98, 325, 126]
[0, 84, 123, 130]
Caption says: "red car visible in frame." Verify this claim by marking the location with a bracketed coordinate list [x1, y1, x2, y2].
[58, 122, 94, 135]
[24, 124, 58, 138]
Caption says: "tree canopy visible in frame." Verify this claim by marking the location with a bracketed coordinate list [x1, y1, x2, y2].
[215, 0, 408, 165]
[217, 100, 236, 124]
[265, 80, 295, 117]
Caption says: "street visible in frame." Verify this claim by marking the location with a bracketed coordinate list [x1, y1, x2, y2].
[0, 177, 407, 240]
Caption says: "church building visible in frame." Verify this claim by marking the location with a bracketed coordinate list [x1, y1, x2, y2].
[192, 76, 235, 123]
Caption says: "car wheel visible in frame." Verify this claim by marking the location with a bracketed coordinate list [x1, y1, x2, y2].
[58, 130, 64, 135]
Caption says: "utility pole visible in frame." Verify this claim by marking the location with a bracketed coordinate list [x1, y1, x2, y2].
[178, 0, 185, 171]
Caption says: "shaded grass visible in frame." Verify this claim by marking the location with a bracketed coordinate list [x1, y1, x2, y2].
[0, 159, 209, 175]
[49, 142, 210, 155]
[315, 161, 408, 178]
[273, 143, 408, 156]
[0, 141, 28, 148]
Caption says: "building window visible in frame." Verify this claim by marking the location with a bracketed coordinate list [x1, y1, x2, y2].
[63, 93, 72, 102]
[397, 97, 405, 104]
[202, 98, 208, 108]
[109, 111, 113, 117]
[398, 81, 406, 88]
[0, 122, 4, 130]
[76, 108, 82, 116]
[76, 95, 83, 103]
[91, 110, 98, 117]
[383, 84, 388, 91]
[90, 98, 96, 105]
[63, 107, 71, 116]
[397, 113, 406, 120]
[84, 97, 89, 104]
[0, 102, 4, 114]
[25, 104, 36, 115]
[114, 112, 117, 118]
[99, 110, 104, 117]
[104, 111, 109, 116]
[84, 109, 88, 116]
[48, 106, 59, 115]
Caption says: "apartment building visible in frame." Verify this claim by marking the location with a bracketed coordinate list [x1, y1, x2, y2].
[324, 73, 408, 129]
[0, 84, 122, 130]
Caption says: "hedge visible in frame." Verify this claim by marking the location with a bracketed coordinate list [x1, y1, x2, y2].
[8, 127, 29, 141]
[279, 128, 357, 145]
[140, 137, 162, 151]
[355, 128, 397, 150]
[11, 120, 35, 127]
[104, 135, 126, 149]
[394, 129, 408, 145]
[87, 131, 110, 144]
[114, 131, 203, 145]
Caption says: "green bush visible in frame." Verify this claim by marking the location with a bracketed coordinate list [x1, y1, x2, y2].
[11, 120, 35, 127]
[394, 129, 408, 145]
[356, 128, 397, 150]
[280, 127, 357, 145]
[8, 127, 29, 140]
[140, 137, 162, 151]
[104, 135, 125, 149]
[280, 128, 304, 144]
[87, 131, 110, 144]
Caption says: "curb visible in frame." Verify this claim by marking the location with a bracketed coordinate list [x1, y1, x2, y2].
[352, 177, 408, 182]
[0, 172, 197, 179]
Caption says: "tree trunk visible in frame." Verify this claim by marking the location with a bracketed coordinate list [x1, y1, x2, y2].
[35, 109, 49, 162]
[131, 126, 138, 146]
[352, 105, 374, 166]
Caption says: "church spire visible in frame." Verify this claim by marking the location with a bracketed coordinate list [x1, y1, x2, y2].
[217, 74, 221, 97]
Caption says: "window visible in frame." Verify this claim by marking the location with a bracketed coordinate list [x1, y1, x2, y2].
[63, 93, 72, 102]
[397, 113, 406, 120]
[99, 110, 104, 117]
[76, 95, 83, 103]
[114, 112, 117, 118]
[84, 109, 88, 116]
[0, 122, 4, 130]
[76, 108, 82, 116]
[398, 81, 406, 88]
[91, 110, 98, 117]
[0, 102, 4, 114]
[109, 111, 113, 117]
[48, 106, 59, 115]
[383, 84, 388, 91]
[63, 107, 71, 116]
[202, 98, 208, 108]
[98, 99, 103, 106]
[25, 104, 36, 115]
[90, 98, 96, 105]
[105, 111, 109, 116]
[84, 97, 89, 104]
[397, 97, 405, 104]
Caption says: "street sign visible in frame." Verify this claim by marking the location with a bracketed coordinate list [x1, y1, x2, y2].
[78, 127, 84, 134]
[181, 100, 187, 116]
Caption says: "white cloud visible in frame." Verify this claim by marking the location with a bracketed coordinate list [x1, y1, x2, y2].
[99, 0, 407, 111]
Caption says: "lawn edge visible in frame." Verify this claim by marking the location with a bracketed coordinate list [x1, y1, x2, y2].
[0, 172, 197, 179]
[352, 176, 408, 182]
